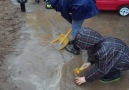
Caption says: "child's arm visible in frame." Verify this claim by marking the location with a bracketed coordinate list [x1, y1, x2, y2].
[81, 62, 91, 69]
[73, 62, 91, 76]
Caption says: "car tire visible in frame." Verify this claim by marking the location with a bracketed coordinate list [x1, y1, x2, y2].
[119, 6, 129, 16]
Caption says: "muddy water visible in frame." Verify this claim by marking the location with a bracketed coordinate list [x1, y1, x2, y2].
[7, 1, 72, 90]
[8, 1, 129, 90]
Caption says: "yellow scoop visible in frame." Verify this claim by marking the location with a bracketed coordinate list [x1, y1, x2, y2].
[51, 29, 72, 50]
[73, 67, 84, 76]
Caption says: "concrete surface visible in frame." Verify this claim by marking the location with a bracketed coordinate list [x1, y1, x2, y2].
[6, 0, 129, 90]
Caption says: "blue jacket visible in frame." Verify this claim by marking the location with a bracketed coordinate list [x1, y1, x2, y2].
[49, 0, 99, 23]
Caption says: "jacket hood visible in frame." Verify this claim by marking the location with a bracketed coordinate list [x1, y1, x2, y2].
[75, 27, 102, 50]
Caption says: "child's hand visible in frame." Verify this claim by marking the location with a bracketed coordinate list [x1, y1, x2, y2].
[74, 77, 86, 85]
[81, 62, 91, 69]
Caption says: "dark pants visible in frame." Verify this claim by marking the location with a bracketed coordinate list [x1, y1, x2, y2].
[35, 0, 40, 3]
[20, 3, 26, 12]
[101, 68, 120, 80]
[44, 0, 49, 2]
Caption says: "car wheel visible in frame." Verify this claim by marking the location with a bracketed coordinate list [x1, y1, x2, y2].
[119, 6, 129, 16]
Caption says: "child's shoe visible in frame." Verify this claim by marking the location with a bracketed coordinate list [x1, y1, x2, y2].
[45, 2, 53, 9]
[35, 0, 40, 3]
[99, 73, 121, 83]
[66, 44, 80, 55]
[68, 40, 74, 45]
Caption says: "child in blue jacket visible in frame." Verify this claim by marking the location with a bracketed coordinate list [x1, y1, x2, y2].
[49, 0, 99, 55]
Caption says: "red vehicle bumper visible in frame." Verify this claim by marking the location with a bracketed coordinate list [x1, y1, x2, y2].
[96, 0, 129, 10]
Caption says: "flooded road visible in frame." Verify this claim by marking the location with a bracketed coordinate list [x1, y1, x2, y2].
[6, 1, 129, 90]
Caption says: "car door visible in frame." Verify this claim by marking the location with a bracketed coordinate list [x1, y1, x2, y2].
[96, 0, 117, 10]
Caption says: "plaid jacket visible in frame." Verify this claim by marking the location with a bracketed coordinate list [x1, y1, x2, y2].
[75, 27, 129, 82]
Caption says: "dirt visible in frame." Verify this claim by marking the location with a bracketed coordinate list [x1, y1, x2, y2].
[0, 0, 23, 62]
[0, 0, 23, 89]
[0, 0, 129, 90]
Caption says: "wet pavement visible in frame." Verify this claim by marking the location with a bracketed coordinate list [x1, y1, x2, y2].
[7, 1, 129, 90]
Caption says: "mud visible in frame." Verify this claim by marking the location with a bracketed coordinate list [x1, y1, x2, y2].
[0, 0, 129, 90]
[0, 0, 24, 90]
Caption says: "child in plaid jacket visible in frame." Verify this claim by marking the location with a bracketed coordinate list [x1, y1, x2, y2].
[74, 27, 129, 85]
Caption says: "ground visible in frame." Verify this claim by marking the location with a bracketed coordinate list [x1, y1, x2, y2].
[0, 0, 129, 90]
[0, 0, 23, 90]
[0, 0, 22, 64]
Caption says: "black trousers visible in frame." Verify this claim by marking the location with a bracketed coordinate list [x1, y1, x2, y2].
[101, 68, 120, 79]
[44, 0, 49, 2]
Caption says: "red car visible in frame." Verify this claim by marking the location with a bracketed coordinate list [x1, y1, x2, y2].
[96, 0, 129, 16]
